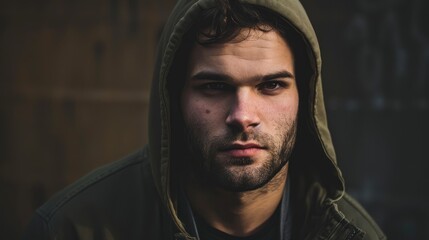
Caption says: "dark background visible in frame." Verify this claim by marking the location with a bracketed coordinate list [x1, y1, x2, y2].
[1, 0, 428, 239]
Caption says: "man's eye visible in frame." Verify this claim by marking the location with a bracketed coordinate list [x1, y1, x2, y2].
[199, 82, 231, 91]
[258, 81, 286, 92]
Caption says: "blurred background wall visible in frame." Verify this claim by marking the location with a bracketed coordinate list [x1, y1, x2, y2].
[0, 0, 428, 239]
[303, 1, 429, 239]
[0, 0, 174, 237]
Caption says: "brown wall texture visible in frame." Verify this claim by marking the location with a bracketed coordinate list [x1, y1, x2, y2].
[0, 0, 175, 238]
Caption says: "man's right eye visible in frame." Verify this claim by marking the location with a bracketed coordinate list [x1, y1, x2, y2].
[198, 82, 232, 91]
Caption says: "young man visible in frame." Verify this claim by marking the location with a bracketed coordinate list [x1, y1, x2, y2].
[23, 0, 386, 239]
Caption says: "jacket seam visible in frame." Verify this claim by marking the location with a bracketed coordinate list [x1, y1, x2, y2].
[33, 210, 55, 239]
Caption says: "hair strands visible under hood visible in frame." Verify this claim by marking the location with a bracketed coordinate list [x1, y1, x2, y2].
[196, 0, 293, 45]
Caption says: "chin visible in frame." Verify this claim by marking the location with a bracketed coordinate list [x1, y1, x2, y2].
[224, 157, 254, 166]
[209, 166, 271, 192]
[207, 156, 287, 192]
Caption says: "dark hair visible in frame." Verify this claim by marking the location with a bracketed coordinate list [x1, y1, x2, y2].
[195, 0, 290, 45]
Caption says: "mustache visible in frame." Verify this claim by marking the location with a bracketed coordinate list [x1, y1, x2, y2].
[185, 128, 274, 168]
[208, 130, 272, 150]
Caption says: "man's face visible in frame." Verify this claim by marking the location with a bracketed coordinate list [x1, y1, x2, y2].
[181, 29, 298, 192]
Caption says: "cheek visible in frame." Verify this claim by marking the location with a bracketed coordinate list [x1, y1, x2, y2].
[284, 92, 299, 117]
[288, 99, 299, 118]
[181, 97, 218, 128]
[181, 90, 197, 124]
[262, 95, 299, 121]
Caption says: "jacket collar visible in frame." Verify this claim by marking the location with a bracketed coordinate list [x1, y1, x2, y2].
[174, 180, 364, 240]
[300, 201, 365, 240]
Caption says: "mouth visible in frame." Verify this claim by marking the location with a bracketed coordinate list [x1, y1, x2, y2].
[220, 142, 265, 158]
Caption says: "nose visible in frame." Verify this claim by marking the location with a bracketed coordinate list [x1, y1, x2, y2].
[225, 89, 260, 131]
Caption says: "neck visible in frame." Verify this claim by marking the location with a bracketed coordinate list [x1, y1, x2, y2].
[185, 163, 288, 237]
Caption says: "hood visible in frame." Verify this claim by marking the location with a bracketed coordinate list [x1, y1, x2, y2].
[148, 0, 345, 236]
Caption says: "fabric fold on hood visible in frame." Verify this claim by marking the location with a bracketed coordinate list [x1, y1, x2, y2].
[148, 0, 345, 236]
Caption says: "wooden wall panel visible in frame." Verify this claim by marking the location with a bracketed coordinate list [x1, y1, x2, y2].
[0, 0, 175, 238]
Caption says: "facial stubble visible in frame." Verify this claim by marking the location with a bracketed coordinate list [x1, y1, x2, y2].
[184, 118, 297, 192]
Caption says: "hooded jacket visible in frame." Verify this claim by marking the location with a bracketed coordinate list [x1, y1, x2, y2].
[23, 0, 386, 239]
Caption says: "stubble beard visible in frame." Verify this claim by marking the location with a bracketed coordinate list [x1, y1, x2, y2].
[184, 119, 297, 192]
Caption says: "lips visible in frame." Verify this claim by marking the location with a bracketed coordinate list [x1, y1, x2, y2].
[220, 143, 265, 158]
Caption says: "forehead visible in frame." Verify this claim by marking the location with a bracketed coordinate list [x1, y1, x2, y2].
[196, 27, 291, 52]
[187, 29, 294, 79]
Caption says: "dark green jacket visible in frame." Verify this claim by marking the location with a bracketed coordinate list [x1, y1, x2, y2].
[23, 0, 386, 239]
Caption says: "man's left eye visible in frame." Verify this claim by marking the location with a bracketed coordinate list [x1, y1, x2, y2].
[258, 81, 286, 92]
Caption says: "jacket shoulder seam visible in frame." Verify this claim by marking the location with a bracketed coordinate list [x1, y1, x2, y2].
[31, 210, 55, 239]
[37, 148, 149, 221]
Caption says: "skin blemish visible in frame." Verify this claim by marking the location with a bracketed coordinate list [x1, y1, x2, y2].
[205, 109, 211, 114]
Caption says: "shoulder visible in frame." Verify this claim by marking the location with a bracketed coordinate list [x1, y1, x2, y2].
[337, 193, 386, 240]
[23, 147, 163, 239]
[37, 148, 152, 221]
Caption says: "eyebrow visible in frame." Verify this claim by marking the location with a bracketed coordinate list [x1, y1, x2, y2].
[190, 70, 295, 82]
[262, 71, 295, 81]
